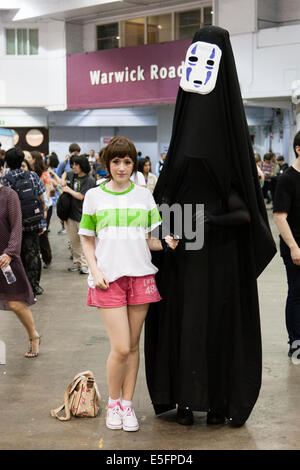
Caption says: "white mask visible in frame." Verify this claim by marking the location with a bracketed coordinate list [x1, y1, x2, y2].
[180, 41, 222, 95]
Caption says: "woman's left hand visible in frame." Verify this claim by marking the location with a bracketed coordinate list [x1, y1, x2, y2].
[0, 253, 12, 268]
[165, 235, 179, 250]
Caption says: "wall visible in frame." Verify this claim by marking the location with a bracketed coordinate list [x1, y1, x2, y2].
[277, 0, 300, 25]
[216, 0, 257, 34]
[156, 104, 175, 160]
[0, 108, 48, 127]
[66, 23, 83, 54]
[257, 0, 280, 29]
[0, 20, 66, 110]
[83, 22, 95, 53]
[229, 24, 300, 100]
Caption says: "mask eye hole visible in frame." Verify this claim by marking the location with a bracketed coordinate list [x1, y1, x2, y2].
[188, 56, 198, 63]
[207, 60, 214, 66]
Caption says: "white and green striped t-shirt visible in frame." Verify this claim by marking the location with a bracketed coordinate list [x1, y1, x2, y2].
[78, 182, 162, 286]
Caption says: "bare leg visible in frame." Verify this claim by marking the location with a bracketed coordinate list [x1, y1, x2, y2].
[7, 300, 40, 356]
[98, 306, 130, 400]
[122, 303, 149, 401]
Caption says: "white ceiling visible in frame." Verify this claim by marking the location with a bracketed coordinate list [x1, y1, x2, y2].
[0, 0, 209, 23]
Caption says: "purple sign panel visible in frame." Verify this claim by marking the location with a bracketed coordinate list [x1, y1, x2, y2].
[67, 39, 191, 109]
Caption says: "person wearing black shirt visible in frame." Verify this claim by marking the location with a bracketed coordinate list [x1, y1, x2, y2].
[63, 155, 95, 274]
[274, 131, 300, 358]
[277, 155, 289, 175]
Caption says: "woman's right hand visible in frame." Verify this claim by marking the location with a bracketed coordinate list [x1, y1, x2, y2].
[290, 246, 300, 266]
[92, 269, 109, 290]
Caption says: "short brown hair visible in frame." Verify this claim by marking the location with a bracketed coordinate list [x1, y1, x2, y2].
[263, 152, 273, 161]
[104, 136, 138, 178]
[69, 143, 81, 154]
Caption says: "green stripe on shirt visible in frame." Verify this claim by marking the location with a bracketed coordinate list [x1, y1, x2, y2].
[80, 207, 161, 233]
[80, 213, 97, 231]
[148, 207, 162, 227]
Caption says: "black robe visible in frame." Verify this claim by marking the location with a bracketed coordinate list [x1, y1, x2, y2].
[144, 26, 276, 426]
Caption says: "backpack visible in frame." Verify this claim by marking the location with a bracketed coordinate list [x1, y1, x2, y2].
[56, 192, 72, 221]
[56, 173, 75, 221]
[50, 370, 101, 421]
[6, 172, 43, 227]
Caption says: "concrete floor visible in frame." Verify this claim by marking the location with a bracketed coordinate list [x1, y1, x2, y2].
[1, 212, 300, 450]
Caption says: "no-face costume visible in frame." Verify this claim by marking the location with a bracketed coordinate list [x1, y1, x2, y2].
[144, 26, 276, 426]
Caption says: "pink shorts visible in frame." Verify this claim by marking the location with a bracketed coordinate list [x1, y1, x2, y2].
[87, 274, 162, 308]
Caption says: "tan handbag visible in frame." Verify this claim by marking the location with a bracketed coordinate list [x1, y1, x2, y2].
[51, 370, 101, 421]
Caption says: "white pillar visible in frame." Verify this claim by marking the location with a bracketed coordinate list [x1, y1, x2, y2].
[156, 104, 175, 166]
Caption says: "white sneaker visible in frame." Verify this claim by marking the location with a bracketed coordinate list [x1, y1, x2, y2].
[122, 406, 139, 432]
[106, 402, 123, 430]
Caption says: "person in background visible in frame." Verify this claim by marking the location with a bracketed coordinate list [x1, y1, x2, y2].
[88, 149, 96, 166]
[21, 159, 32, 172]
[271, 153, 280, 204]
[0, 160, 41, 358]
[46, 152, 59, 171]
[55, 143, 81, 234]
[277, 155, 289, 175]
[93, 148, 107, 182]
[57, 143, 81, 178]
[156, 152, 166, 177]
[2, 148, 47, 299]
[138, 157, 157, 193]
[254, 153, 265, 187]
[273, 131, 300, 360]
[261, 152, 275, 206]
[30, 151, 52, 269]
[63, 155, 95, 274]
[23, 150, 33, 163]
[0, 149, 9, 177]
[46, 152, 60, 207]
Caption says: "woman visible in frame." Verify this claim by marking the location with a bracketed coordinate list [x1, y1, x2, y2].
[46, 152, 60, 207]
[138, 158, 157, 193]
[79, 136, 178, 432]
[0, 160, 40, 358]
[30, 151, 52, 268]
[21, 159, 32, 172]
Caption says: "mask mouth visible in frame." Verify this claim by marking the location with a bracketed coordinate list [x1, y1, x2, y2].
[193, 80, 202, 85]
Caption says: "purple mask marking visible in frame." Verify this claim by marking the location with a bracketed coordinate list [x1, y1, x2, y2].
[210, 48, 215, 59]
[191, 45, 197, 55]
[186, 67, 192, 82]
[204, 71, 212, 85]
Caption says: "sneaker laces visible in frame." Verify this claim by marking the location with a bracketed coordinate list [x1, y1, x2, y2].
[123, 406, 133, 417]
[109, 403, 122, 416]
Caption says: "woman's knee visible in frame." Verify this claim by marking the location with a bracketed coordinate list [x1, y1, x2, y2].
[129, 340, 140, 354]
[111, 345, 130, 361]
